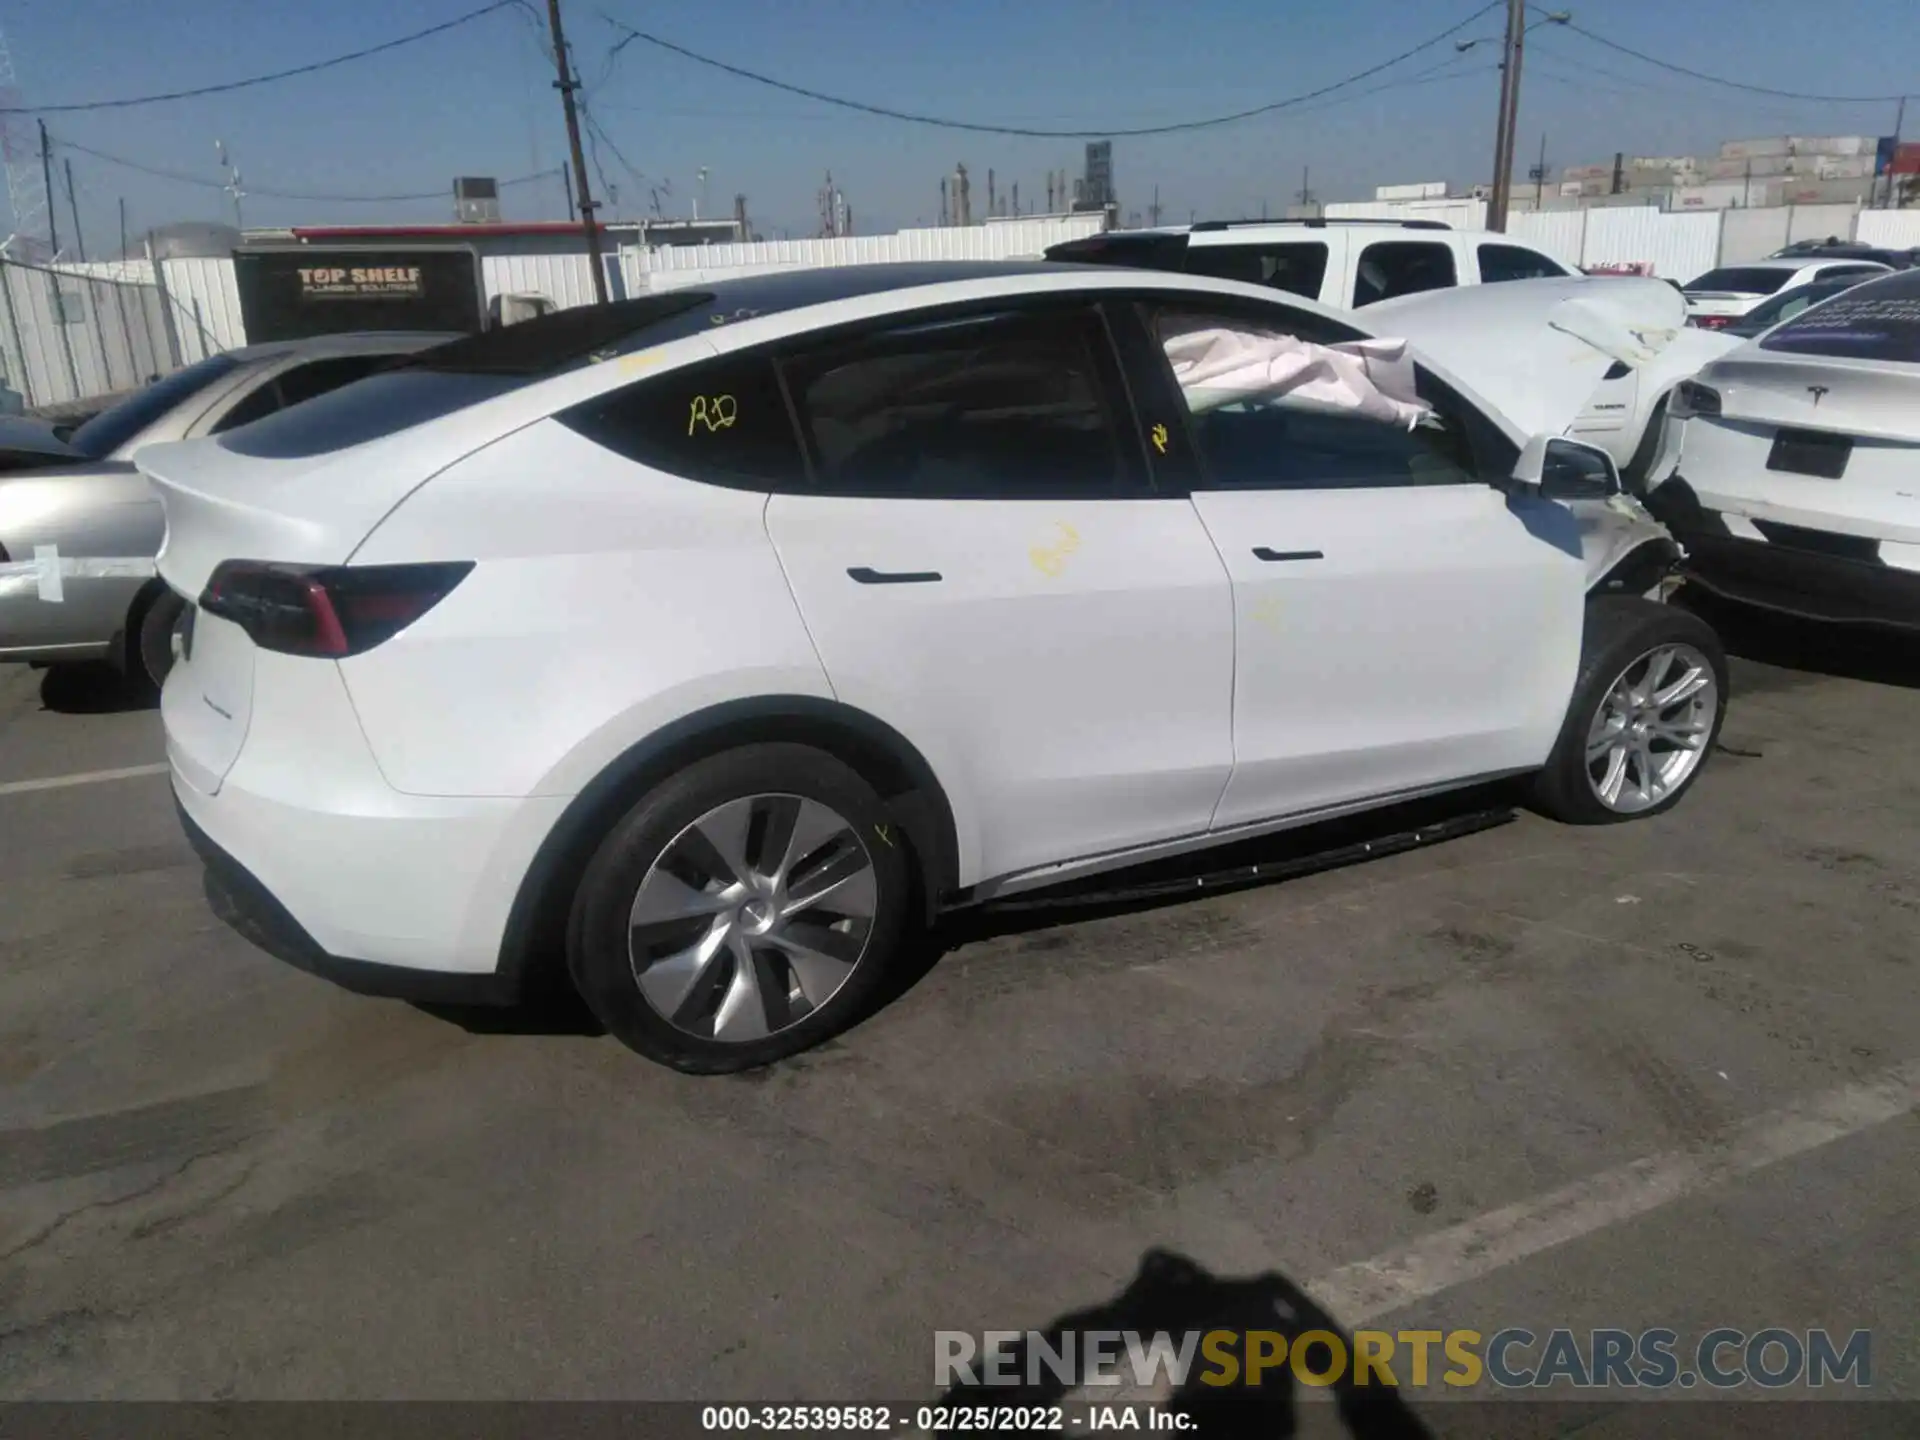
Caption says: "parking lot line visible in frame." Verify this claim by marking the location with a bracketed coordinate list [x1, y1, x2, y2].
[0, 762, 170, 798]
[1311, 1056, 1920, 1324]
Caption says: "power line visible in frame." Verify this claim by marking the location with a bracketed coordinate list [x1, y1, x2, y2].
[597, 2, 1501, 139]
[0, 0, 533, 115]
[58, 137, 561, 203]
[1543, 11, 1907, 104]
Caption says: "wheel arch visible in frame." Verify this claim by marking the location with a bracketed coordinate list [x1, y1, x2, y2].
[494, 695, 963, 994]
[1590, 536, 1683, 600]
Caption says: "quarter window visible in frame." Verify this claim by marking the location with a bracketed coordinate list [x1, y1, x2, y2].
[1183, 242, 1332, 300]
[1353, 241, 1458, 306]
[1147, 306, 1489, 491]
[557, 353, 806, 489]
[1478, 243, 1569, 283]
[779, 307, 1138, 499]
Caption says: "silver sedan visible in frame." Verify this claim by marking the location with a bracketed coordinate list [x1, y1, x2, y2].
[0, 330, 456, 687]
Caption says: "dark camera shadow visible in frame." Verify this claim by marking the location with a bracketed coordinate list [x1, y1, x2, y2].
[942, 1249, 1434, 1438]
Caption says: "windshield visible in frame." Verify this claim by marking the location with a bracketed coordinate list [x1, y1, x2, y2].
[1684, 267, 1792, 296]
[1759, 269, 1920, 364]
[67, 353, 242, 459]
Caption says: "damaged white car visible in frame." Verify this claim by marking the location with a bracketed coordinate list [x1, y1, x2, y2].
[1648, 266, 1920, 630]
[146, 262, 1728, 1072]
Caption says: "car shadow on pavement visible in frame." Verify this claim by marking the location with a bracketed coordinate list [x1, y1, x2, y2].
[1680, 590, 1920, 691]
[874, 786, 1522, 1012]
[941, 1247, 1433, 1438]
[412, 787, 1519, 1047]
[38, 661, 158, 714]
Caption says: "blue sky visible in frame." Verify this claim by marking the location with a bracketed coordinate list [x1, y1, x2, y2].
[11, 0, 1914, 253]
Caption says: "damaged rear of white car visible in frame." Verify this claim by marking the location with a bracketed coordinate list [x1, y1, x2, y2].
[1645, 267, 1920, 631]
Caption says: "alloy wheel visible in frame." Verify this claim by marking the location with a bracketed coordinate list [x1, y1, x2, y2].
[1584, 642, 1718, 815]
[626, 794, 878, 1043]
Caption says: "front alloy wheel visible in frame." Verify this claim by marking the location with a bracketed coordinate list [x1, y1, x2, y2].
[1584, 643, 1718, 814]
[1531, 598, 1729, 826]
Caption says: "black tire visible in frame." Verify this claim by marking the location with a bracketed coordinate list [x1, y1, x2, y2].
[1531, 597, 1729, 825]
[136, 589, 187, 690]
[566, 743, 910, 1074]
[1621, 397, 1668, 497]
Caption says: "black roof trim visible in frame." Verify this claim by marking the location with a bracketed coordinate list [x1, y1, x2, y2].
[1188, 217, 1452, 232]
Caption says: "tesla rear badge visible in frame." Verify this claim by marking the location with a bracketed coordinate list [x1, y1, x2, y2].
[1807, 385, 1830, 406]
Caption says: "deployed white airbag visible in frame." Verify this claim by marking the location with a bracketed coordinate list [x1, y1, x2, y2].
[1159, 321, 1433, 430]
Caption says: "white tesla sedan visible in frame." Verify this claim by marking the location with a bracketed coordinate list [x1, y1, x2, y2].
[1650, 266, 1920, 630]
[143, 263, 1728, 1072]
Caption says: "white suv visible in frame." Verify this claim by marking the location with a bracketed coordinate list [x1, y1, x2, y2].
[1045, 218, 1578, 310]
[147, 263, 1728, 1073]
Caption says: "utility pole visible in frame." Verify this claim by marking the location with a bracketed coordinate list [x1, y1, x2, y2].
[1486, 0, 1526, 232]
[1885, 96, 1907, 209]
[1296, 165, 1315, 212]
[118, 197, 129, 261]
[1532, 133, 1548, 208]
[545, 0, 608, 304]
[38, 118, 57, 257]
[63, 158, 85, 261]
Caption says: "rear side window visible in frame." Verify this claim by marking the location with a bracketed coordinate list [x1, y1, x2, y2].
[1184, 242, 1331, 300]
[1353, 241, 1458, 307]
[210, 354, 395, 435]
[68, 353, 240, 459]
[557, 353, 805, 488]
[1478, 244, 1568, 283]
[780, 306, 1138, 499]
[1760, 270, 1920, 363]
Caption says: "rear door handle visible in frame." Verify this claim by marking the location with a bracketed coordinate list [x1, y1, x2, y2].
[847, 567, 943, 585]
[1252, 548, 1324, 563]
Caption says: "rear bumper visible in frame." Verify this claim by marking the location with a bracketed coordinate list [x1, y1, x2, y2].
[1651, 480, 1920, 631]
[176, 796, 520, 1007]
[165, 648, 574, 1002]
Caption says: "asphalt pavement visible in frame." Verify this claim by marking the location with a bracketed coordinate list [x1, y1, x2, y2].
[0, 607, 1916, 1426]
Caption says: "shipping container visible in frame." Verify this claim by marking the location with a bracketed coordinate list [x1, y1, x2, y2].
[1719, 137, 1791, 160]
[1374, 181, 1449, 201]
[1787, 135, 1870, 157]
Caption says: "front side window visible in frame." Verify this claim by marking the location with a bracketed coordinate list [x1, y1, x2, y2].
[557, 353, 805, 489]
[1479, 243, 1570, 284]
[1184, 242, 1331, 300]
[1147, 306, 1488, 491]
[1353, 241, 1459, 307]
[779, 307, 1138, 499]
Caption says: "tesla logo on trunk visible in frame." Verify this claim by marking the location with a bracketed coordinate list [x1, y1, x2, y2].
[1807, 386, 1830, 406]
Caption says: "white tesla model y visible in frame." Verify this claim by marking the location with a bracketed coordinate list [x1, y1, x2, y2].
[143, 263, 1728, 1072]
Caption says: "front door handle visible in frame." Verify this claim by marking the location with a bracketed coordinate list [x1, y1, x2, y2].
[1252, 547, 1324, 563]
[848, 566, 943, 585]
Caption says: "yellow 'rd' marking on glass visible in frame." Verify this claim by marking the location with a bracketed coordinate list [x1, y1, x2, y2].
[687, 393, 740, 436]
[873, 823, 893, 847]
[1151, 423, 1170, 454]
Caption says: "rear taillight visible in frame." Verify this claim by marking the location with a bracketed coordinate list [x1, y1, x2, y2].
[1669, 381, 1722, 421]
[1690, 315, 1733, 330]
[198, 560, 474, 658]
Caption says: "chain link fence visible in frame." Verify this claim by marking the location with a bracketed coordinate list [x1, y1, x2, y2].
[0, 257, 184, 417]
